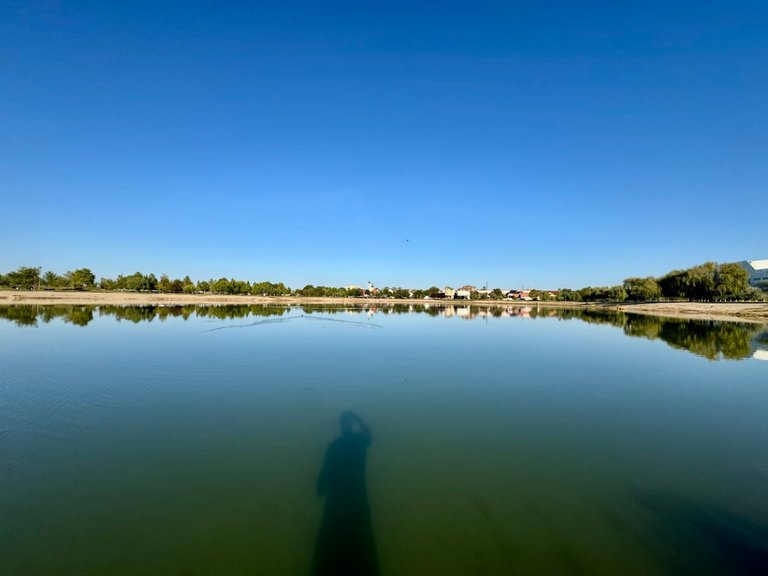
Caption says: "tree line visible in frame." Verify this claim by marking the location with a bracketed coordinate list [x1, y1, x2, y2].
[0, 260, 764, 301]
[558, 261, 762, 303]
[0, 267, 290, 296]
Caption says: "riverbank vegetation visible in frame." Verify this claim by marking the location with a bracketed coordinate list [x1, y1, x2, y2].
[1, 260, 765, 302]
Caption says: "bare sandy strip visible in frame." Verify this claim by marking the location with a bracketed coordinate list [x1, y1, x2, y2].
[600, 301, 768, 323]
[3, 290, 768, 323]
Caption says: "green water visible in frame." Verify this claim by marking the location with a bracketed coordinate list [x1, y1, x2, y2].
[1, 304, 767, 575]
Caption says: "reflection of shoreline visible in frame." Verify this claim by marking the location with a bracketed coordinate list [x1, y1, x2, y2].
[753, 332, 768, 361]
[2, 303, 766, 361]
[3, 290, 768, 322]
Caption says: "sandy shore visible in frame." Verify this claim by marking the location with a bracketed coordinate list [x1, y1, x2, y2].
[3, 290, 768, 323]
[595, 301, 768, 323]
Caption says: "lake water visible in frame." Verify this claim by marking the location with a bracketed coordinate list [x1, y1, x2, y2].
[1, 304, 767, 575]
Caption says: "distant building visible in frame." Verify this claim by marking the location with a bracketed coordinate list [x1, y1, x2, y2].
[507, 290, 532, 301]
[737, 259, 768, 287]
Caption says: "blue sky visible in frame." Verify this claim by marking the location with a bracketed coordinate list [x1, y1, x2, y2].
[2, 1, 766, 289]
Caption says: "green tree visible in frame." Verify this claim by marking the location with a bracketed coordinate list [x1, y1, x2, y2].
[529, 289, 546, 300]
[100, 277, 117, 290]
[6, 266, 41, 289]
[182, 276, 196, 293]
[623, 277, 661, 302]
[120, 272, 157, 291]
[66, 268, 96, 288]
[42, 271, 65, 288]
[557, 288, 580, 301]
[682, 262, 716, 301]
[608, 286, 628, 302]
[658, 269, 687, 299]
[157, 274, 172, 292]
[391, 288, 410, 299]
[714, 263, 750, 301]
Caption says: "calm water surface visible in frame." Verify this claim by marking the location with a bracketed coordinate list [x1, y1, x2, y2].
[1, 304, 767, 575]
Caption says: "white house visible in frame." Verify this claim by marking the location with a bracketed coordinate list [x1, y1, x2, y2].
[737, 259, 768, 287]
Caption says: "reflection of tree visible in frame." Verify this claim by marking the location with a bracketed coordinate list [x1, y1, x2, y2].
[569, 310, 761, 361]
[0, 304, 764, 361]
[658, 320, 754, 360]
[301, 305, 345, 315]
[0, 303, 290, 327]
[63, 306, 93, 326]
[100, 305, 157, 323]
[0, 305, 96, 327]
[0, 305, 40, 326]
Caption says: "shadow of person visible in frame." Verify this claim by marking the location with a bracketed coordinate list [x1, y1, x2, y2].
[311, 411, 380, 576]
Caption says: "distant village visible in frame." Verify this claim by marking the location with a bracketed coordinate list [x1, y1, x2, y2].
[349, 282, 554, 301]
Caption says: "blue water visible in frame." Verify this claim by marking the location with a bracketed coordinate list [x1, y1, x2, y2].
[1, 305, 767, 575]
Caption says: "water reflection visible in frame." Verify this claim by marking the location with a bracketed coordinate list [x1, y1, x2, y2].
[312, 412, 379, 576]
[1, 304, 766, 361]
[753, 331, 768, 361]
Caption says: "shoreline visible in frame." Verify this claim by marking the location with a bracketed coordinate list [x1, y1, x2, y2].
[2, 290, 768, 323]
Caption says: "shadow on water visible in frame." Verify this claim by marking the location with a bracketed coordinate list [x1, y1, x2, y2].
[610, 493, 768, 575]
[311, 412, 379, 576]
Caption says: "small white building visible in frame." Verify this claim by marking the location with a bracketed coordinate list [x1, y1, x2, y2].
[737, 259, 768, 287]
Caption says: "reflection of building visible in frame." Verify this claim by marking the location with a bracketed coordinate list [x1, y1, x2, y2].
[455, 289, 471, 300]
[456, 307, 471, 318]
[737, 259, 768, 287]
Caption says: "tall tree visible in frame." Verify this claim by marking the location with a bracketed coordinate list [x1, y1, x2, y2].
[66, 268, 96, 288]
[623, 277, 661, 302]
[6, 266, 41, 289]
[683, 262, 716, 301]
[42, 271, 65, 288]
[714, 263, 750, 300]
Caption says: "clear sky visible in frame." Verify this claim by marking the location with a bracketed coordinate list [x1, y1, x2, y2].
[2, 1, 766, 289]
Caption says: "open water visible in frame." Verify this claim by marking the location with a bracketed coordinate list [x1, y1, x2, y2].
[1, 304, 767, 575]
